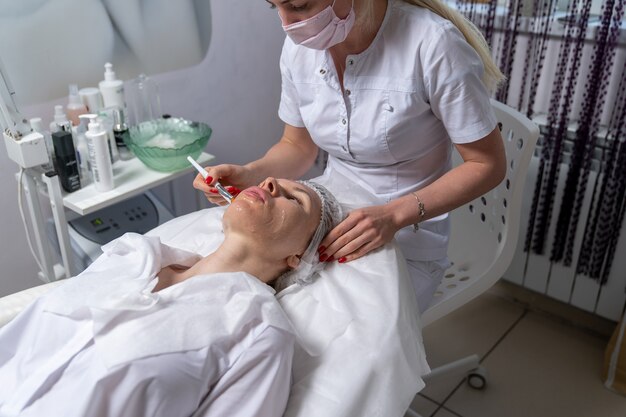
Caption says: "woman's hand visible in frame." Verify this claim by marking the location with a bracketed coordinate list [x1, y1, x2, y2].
[192, 164, 257, 206]
[317, 204, 400, 263]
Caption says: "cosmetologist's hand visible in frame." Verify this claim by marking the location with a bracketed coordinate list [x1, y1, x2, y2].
[317, 204, 400, 263]
[192, 164, 256, 206]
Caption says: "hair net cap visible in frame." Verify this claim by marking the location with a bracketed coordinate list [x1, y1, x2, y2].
[274, 180, 343, 292]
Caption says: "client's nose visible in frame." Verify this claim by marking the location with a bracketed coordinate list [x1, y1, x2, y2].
[260, 177, 280, 197]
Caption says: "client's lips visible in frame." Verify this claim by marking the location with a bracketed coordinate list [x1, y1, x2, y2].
[242, 186, 268, 203]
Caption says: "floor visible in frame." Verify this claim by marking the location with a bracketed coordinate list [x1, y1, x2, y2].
[406, 281, 626, 417]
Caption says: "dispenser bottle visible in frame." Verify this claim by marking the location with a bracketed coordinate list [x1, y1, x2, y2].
[51, 115, 81, 192]
[85, 116, 114, 192]
[53, 104, 71, 131]
[66, 84, 88, 126]
[99, 63, 125, 110]
[113, 107, 133, 161]
[74, 115, 93, 185]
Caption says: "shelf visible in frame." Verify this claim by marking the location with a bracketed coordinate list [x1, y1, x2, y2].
[62, 152, 214, 215]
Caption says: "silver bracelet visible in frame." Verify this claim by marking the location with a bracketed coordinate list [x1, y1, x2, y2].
[411, 192, 426, 232]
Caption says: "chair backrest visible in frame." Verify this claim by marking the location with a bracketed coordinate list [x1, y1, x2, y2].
[420, 100, 540, 327]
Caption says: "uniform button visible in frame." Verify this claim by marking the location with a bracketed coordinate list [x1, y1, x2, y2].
[345, 89, 351, 96]
[341, 118, 347, 125]
[348, 59, 354, 66]
[319, 69, 326, 74]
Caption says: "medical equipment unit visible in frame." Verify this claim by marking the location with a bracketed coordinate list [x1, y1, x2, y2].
[0, 55, 215, 282]
[47, 192, 173, 273]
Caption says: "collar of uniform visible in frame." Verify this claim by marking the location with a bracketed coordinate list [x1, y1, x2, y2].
[317, 0, 393, 89]
[343, 0, 394, 68]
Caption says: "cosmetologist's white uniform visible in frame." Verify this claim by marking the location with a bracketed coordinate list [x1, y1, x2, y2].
[278, 0, 498, 309]
[0, 234, 294, 417]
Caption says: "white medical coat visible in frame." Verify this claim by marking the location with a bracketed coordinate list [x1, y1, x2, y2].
[278, 0, 498, 261]
[0, 234, 295, 417]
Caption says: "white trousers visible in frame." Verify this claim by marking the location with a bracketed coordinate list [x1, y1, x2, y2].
[406, 258, 451, 313]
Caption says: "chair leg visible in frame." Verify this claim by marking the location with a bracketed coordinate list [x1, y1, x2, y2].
[422, 354, 480, 382]
[405, 407, 424, 417]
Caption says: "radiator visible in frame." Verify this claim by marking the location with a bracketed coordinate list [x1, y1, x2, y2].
[503, 133, 626, 322]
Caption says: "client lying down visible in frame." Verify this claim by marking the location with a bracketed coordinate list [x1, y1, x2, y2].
[0, 178, 342, 417]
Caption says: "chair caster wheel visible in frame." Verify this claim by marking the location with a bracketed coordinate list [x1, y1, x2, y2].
[467, 366, 487, 390]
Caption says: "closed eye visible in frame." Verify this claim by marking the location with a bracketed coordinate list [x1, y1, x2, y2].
[291, 3, 308, 11]
[286, 194, 302, 205]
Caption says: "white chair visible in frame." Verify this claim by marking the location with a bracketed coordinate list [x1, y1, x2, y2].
[406, 100, 539, 416]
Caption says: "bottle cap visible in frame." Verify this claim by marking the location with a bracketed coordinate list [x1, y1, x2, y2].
[113, 107, 127, 129]
[104, 62, 117, 82]
[29, 117, 44, 133]
[87, 114, 103, 134]
[53, 105, 71, 131]
[52, 130, 75, 157]
[68, 84, 83, 107]
[79, 87, 103, 113]
[76, 114, 91, 135]
[54, 105, 67, 123]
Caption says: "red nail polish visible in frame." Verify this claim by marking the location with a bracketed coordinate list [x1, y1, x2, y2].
[319, 253, 328, 262]
[338, 257, 347, 263]
[317, 246, 326, 254]
[209, 189, 218, 194]
[204, 176, 213, 185]
[326, 255, 335, 262]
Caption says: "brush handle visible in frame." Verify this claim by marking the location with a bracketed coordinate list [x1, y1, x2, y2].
[187, 155, 209, 179]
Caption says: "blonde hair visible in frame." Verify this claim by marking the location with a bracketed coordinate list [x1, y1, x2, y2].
[358, 0, 504, 92]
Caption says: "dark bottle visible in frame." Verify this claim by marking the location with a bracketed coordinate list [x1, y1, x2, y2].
[52, 126, 81, 192]
[113, 108, 133, 161]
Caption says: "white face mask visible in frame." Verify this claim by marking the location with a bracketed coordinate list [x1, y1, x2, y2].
[280, 0, 356, 50]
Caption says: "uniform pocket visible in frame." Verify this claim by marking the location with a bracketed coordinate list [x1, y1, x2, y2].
[294, 82, 322, 128]
[383, 90, 433, 162]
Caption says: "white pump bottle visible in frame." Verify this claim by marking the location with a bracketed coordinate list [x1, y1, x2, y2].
[99, 63, 125, 109]
[85, 116, 114, 192]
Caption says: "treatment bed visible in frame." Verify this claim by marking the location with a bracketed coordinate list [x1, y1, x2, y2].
[0, 174, 429, 417]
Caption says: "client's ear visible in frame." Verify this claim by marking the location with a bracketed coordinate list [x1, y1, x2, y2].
[286, 254, 301, 270]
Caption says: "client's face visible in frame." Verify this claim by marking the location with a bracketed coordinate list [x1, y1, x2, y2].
[223, 177, 322, 259]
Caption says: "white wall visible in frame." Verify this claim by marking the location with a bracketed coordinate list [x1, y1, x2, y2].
[0, 0, 288, 296]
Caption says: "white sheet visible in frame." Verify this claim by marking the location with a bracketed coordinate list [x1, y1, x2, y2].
[147, 173, 430, 417]
[0, 174, 429, 417]
[0, 234, 295, 417]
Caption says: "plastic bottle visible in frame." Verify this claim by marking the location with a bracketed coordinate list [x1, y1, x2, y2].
[98, 63, 125, 110]
[53, 105, 71, 131]
[85, 116, 114, 192]
[52, 123, 81, 192]
[113, 107, 133, 161]
[66, 84, 88, 126]
[78, 87, 104, 113]
[74, 115, 93, 185]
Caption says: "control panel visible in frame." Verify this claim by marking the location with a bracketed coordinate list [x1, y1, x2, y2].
[68, 194, 159, 245]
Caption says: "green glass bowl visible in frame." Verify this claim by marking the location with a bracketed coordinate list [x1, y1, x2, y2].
[127, 118, 212, 172]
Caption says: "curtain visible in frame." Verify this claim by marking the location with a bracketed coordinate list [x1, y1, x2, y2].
[455, 0, 626, 284]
